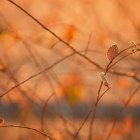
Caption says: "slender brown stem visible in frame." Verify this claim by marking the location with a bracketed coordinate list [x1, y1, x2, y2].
[1, 0, 139, 100]
[84, 32, 92, 55]
[105, 85, 140, 140]
[109, 51, 139, 69]
[0, 52, 75, 98]
[41, 93, 54, 137]
[74, 45, 139, 140]
[73, 81, 110, 140]
[88, 81, 103, 140]
[2, 2, 140, 140]
[0, 124, 54, 140]
[6, 0, 103, 70]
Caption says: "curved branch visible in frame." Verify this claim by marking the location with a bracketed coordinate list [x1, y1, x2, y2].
[0, 124, 54, 140]
[0, 52, 75, 98]
[6, 0, 103, 70]
[105, 85, 140, 140]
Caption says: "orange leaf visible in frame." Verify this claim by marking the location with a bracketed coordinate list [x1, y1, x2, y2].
[122, 116, 133, 135]
[65, 25, 76, 43]
[107, 44, 119, 61]
[116, 77, 131, 89]
[60, 73, 84, 107]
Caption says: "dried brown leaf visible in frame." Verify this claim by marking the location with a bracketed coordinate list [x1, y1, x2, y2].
[107, 44, 119, 61]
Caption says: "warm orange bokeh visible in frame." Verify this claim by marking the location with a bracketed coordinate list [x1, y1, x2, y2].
[0, 0, 139, 140]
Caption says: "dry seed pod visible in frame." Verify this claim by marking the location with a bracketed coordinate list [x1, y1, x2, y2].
[129, 41, 140, 52]
[129, 41, 136, 48]
[129, 41, 136, 52]
[107, 44, 119, 61]
[104, 81, 109, 88]
[98, 72, 109, 88]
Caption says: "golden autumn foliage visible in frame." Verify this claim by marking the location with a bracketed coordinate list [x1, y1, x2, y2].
[60, 73, 84, 106]
[64, 25, 77, 44]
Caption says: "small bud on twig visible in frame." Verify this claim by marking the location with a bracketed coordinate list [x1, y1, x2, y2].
[129, 41, 140, 52]
[98, 72, 109, 88]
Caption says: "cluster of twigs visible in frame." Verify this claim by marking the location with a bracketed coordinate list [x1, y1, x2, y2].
[0, 0, 139, 140]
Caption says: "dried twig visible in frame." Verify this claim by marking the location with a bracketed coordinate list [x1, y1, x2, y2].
[105, 85, 140, 140]
[0, 124, 54, 140]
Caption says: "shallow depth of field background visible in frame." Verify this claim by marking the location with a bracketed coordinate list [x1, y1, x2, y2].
[0, 0, 140, 140]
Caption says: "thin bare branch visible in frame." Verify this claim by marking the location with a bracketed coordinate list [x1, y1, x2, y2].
[0, 124, 54, 140]
[41, 93, 55, 138]
[84, 32, 92, 55]
[6, 0, 103, 70]
[105, 84, 140, 140]
[0, 52, 75, 98]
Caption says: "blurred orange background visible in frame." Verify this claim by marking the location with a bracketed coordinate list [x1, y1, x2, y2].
[0, 0, 140, 140]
